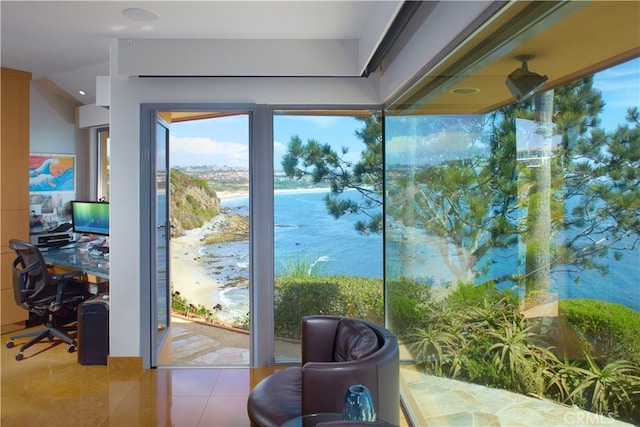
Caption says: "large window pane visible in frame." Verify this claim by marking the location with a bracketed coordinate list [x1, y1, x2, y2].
[385, 58, 640, 424]
[273, 111, 383, 362]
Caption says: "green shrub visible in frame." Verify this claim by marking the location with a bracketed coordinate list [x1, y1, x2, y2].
[565, 353, 640, 422]
[387, 277, 432, 338]
[447, 281, 520, 309]
[389, 294, 428, 339]
[388, 276, 432, 302]
[558, 299, 640, 365]
[406, 289, 640, 424]
[274, 275, 383, 339]
[171, 292, 190, 312]
[464, 335, 519, 389]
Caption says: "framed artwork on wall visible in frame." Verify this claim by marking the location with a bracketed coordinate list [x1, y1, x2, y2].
[29, 153, 76, 233]
[29, 153, 75, 193]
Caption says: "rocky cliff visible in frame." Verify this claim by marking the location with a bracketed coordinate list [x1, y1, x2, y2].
[169, 168, 220, 236]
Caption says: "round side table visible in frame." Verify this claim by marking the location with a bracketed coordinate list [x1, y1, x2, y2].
[281, 412, 344, 427]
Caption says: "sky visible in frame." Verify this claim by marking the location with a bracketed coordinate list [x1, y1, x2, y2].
[169, 57, 639, 168]
[170, 114, 365, 169]
[593, 57, 640, 132]
[170, 114, 249, 168]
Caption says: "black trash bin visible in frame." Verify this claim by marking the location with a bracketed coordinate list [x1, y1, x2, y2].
[77, 293, 109, 365]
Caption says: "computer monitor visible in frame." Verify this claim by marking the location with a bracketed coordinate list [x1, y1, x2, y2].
[71, 201, 109, 236]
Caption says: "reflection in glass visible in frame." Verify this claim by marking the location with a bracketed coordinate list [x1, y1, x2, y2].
[384, 58, 640, 424]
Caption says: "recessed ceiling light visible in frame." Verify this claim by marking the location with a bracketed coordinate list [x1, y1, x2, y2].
[122, 8, 159, 22]
[450, 87, 480, 95]
[78, 90, 86, 96]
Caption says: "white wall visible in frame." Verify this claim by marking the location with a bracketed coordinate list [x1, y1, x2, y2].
[30, 78, 91, 200]
[118, 39, 361, 77]
[108, 39, 383, 361]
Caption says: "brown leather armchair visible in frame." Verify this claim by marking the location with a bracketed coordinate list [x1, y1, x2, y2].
[248, 315, 400, 427]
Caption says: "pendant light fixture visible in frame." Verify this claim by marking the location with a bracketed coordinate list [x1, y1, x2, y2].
[506, 55, 548, 102]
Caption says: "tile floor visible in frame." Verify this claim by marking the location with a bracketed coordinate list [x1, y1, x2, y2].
[0, 324, 271, 427]
[1, 323, 408, 427]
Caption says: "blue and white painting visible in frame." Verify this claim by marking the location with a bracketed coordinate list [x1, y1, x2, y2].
[29, 154, 75, 192]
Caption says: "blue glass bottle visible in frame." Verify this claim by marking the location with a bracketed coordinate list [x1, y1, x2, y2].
[342, 384, 376, 422]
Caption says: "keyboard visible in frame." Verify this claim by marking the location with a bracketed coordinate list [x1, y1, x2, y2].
[90, 246, 109, 254]
[47, 240, 71, 248]
[50, 223, 73, 233]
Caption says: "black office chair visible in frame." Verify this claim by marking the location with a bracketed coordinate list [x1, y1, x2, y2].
[6, 239, 91, 360]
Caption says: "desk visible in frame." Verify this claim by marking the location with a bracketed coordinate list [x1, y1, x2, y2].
[43, 244, 109, 283]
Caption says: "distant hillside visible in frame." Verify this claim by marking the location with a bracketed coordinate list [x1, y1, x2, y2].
[169, 168, 220, 236]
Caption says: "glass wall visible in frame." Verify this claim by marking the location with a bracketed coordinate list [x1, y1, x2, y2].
[385, 58, 640, 424]
[272, 110, 383, 362]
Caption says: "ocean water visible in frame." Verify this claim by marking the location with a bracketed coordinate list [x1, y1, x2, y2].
[216, 190, 384, 278]
[197, 190, 639, 318]
[200, 190, 383, 320]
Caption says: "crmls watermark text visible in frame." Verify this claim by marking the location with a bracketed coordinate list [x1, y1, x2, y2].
[564, 412, 616, 425]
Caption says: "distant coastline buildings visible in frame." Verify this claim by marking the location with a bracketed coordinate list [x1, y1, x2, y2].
[175, 165, 321, 190]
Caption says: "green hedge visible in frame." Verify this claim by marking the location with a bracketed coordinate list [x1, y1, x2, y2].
[274, 276, 383, 340]
[386, 277, 433, 338]
[558, 298, 640, 365]
[273, 275, 436, 340]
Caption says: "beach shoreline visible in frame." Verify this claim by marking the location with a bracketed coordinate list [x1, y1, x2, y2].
[171, 233, 224, 309]
[169, 186, 333, 325]
[170, 190, 253, 325]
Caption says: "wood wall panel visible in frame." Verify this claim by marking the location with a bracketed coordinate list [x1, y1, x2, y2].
[1, 251, 14, 291]
[1, 68, 30, 209]
[1, 209, 30, 254]
[1, 67, 32, 331]
[1, 288, 25, 333]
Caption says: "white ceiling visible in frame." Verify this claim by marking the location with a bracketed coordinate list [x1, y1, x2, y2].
[1, 1, 402, 105]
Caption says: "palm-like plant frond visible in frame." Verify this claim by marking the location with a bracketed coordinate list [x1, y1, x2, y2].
[410, 325, 460, 376]
[566, 352, 640, 417]
[485, 315, 539, 374]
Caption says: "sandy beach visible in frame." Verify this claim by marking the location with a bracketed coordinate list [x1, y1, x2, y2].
[170, 187, 330, 324]
[171, 232, 224, 308]
[170, 189, 248, 323]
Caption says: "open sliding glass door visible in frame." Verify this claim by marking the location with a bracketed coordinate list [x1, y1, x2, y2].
[142, 105, 261, 368]
[152, 115, 171, 365]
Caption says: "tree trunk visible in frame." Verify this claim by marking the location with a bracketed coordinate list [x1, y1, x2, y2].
[524, 90, 554, 304]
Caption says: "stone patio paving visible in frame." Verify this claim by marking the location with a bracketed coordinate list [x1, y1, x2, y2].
[400, 367, 633, 426]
